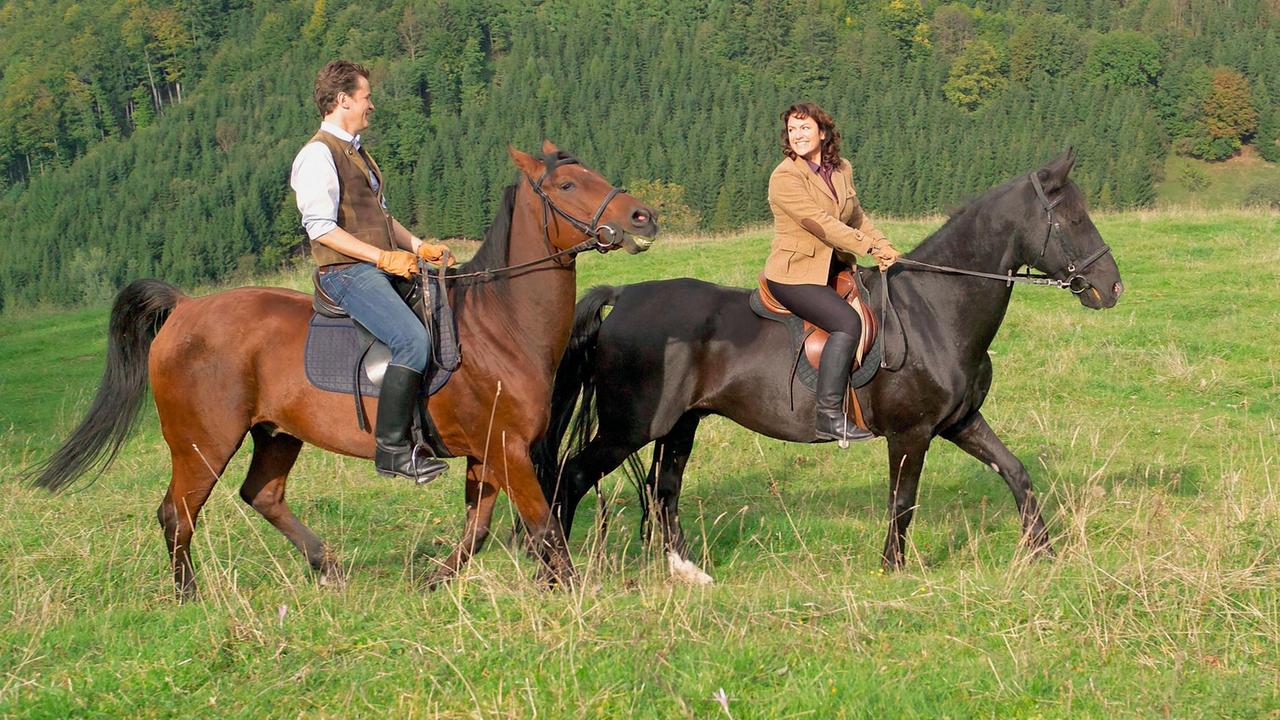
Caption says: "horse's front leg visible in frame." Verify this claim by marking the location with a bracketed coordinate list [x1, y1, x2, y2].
[882, 430, 932, 570]
[942, 412, 1054, 558]
[502, 445, 576, 587]
[423, 460, 498, 588]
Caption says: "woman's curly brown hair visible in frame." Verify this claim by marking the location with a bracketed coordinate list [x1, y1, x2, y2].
[780, 102, 842, 168]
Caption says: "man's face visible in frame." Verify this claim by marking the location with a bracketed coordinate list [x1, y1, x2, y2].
[340, 76, 374, 132]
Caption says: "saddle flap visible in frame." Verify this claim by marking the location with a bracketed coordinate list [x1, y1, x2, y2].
[801, 269, 878, 371]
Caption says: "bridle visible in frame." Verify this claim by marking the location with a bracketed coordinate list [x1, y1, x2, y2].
[893, 171, 1113, 294]
[448, 159, 630, 281]
[528, 159, 628, 258]
[1026, 171, 1113, 294]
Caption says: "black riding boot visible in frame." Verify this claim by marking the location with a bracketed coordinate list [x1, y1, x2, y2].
[375, 364, 448, 484]
[815, 331, 872, 447]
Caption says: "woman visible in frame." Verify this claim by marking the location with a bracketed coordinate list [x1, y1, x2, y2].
[763, 102, 901, 445]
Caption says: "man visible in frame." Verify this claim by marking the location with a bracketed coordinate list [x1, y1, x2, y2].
[291, 60, 451, 484]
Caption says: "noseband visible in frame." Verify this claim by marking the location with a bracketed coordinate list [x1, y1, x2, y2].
[1028, 171, 1113, 294]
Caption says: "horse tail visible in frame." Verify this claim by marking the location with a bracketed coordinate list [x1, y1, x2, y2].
[533, 284, 622, 495]
[26, 279, 183, 492]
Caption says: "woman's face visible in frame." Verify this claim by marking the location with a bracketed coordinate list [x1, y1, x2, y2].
[787, 114, 825, 163]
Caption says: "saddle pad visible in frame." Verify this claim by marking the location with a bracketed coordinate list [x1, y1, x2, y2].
[303, 315, 453, 398]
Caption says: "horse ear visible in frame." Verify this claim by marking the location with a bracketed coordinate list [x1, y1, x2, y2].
[541, 139, 560, 156]
[508, 145, 543, 179]
[1037, 146, 1077, 193]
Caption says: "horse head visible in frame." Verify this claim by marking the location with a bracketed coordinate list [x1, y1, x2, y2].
[1018, 148, 1124, 309]
[508, 141, 659, 254]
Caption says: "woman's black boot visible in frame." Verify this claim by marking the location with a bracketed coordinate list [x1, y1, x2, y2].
[814, 332, 872, 447]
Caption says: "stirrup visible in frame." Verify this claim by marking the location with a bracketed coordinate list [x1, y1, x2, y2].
[816, 417, 873, 448]
[376, 444, 448, 484]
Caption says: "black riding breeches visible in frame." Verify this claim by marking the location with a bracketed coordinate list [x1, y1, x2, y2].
[765, 280, 862, 338]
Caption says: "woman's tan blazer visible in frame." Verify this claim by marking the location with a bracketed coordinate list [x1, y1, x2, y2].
[763, 156, 887, 285]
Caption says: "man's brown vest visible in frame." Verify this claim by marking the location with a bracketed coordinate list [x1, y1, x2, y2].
[305, 130, 397, 266]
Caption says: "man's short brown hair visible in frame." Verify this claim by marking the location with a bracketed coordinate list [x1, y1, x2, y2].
[313, 60, 370, 116]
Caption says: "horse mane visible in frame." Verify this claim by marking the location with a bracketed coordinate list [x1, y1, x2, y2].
[906, 173, 1023, 260]
[451, 182, 519, 284]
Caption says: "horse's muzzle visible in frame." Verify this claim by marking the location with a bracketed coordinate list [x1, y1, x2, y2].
[599, 221, 656, 254]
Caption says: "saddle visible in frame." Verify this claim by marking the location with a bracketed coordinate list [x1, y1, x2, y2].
[749, 269, 881, 431]
[304, 267, 461, 457]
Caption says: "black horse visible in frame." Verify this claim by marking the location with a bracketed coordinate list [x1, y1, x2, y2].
[534, 150, 1124, 580]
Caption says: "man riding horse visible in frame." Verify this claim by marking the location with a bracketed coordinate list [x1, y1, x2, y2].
[290, 60, 452, 484]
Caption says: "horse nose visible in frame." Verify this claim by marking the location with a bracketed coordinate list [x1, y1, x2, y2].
[1113, 281, 1124, 296]
[631, 207, 655, 229]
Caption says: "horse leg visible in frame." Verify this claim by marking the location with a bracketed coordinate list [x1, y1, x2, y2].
[424, 461, 499, 588]
[548, 435, 644, 545]
[649, 414, 713, 585]
[942, 412, 1054, 557]
[501, 448, 575, 587]
[237, 426, 341, 586]
[882, 431, 932, 571]
[157, 435, 244, 600]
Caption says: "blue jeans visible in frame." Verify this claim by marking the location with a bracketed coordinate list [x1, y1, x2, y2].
[318, 263, 430, 372]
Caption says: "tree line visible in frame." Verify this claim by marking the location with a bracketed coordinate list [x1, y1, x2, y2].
[1, 0, 1276, 310]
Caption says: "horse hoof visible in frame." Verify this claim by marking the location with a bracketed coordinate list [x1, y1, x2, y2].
[535, 566, 577, 590]
[318, 566, 346, 588]
[421, 569, 456, 591]
[668, 551, 714, 585]
[1027, 542, 1057, 561]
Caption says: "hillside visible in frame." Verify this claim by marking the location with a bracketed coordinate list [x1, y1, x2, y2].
[0, 0, 1277, 311]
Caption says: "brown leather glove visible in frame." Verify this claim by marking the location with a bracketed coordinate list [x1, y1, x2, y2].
[869, 243, 902, 272]
[416, 241, 456, 267]
[376, 250, 420, 278]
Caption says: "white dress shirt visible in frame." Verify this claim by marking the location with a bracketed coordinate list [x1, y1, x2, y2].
[290, 121, 385, 241]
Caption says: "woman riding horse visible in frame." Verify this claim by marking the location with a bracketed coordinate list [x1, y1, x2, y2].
[764, 103, 903, 445]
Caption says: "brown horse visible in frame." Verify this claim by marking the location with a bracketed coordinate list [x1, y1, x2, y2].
[26, 141, 658, 598]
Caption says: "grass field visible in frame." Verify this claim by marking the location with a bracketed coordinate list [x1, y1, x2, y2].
[1, 209, 1278, 718]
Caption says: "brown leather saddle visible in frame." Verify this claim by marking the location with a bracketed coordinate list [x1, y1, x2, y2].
[750, 269, 881, 431]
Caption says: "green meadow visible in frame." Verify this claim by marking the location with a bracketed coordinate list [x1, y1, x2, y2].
[1, 209, 1278, 718]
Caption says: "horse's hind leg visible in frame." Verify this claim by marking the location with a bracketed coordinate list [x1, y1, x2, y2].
[648, 413, 713, 584]
[549, 435, 645, 543]
[238, 426, 341, 585]
[157, 434, 244, 600]
[646, 414, 698, 557]
[942, 412, 1053, 558]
